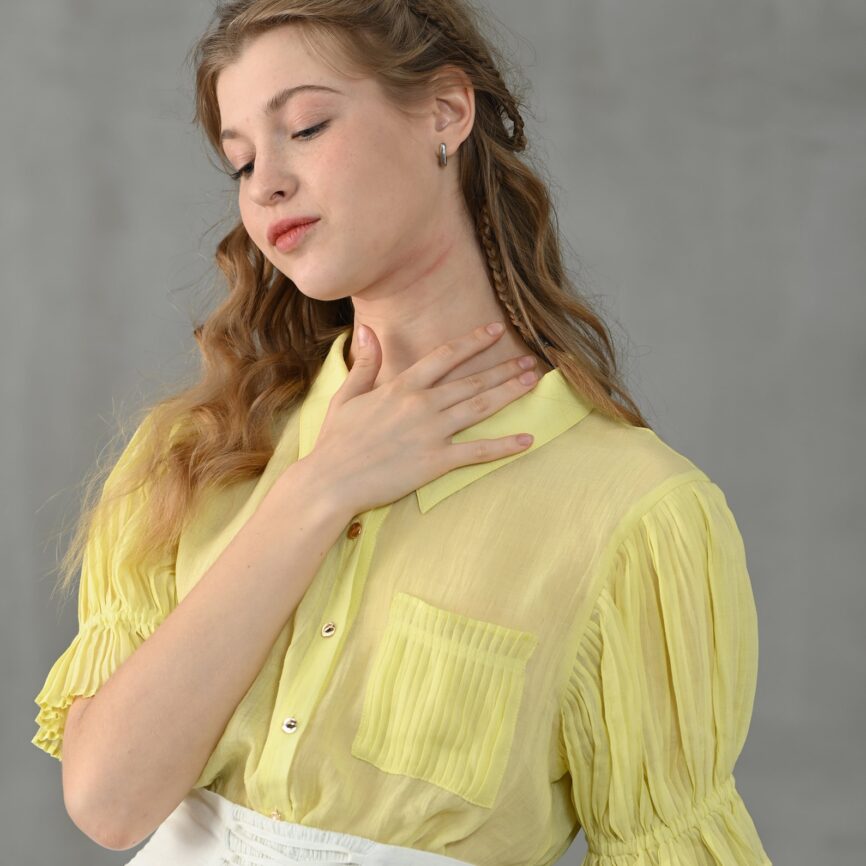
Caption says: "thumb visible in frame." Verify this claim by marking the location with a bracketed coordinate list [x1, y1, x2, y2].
[335, 323, 381, 402]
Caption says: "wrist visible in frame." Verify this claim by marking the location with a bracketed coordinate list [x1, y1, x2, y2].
[279, 452, 358, 526]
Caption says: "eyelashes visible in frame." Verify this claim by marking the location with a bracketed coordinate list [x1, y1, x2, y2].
[228, 120, 331, 181]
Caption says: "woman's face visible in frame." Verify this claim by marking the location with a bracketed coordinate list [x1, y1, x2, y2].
[216, 25, 453, 302]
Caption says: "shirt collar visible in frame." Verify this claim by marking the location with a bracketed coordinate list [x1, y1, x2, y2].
[298, 327, 592, 514]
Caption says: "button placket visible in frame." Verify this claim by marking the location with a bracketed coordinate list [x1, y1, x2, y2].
[314, 519, 362, 646]
[257, 507, 387, 817]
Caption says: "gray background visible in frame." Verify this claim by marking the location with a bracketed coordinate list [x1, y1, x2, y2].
[5, 1, 864, 863]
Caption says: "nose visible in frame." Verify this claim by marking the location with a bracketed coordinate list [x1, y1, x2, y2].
[244, 151, 298, 206]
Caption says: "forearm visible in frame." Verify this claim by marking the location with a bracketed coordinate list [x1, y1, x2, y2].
[69, 455, 354, 849]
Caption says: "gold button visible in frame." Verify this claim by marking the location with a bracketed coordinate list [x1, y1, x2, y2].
[346, 521, 362, 539]
[270, 808, 282, 820]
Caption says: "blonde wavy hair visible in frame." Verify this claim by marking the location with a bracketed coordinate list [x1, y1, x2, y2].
[50, 0, 652, 603]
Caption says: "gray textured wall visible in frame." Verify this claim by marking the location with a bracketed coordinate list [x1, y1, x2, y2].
[5, 1, 864, 863]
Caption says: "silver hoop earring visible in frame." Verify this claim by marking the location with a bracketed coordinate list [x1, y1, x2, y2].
[438, 142, 448, 167]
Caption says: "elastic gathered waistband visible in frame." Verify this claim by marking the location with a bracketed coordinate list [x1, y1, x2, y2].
[125, 785, 474, 866]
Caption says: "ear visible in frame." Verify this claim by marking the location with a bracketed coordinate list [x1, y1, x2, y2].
[429, 65, 476, 155]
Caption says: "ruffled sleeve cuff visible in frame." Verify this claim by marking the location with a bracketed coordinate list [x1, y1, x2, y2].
[32, 608, 165, 761]
[582, 776, 771, 865]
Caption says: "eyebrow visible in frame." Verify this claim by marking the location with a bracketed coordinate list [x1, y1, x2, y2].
[219, 84, 343, 143]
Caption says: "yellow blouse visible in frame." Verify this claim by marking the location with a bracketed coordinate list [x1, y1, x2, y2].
[32, 326, 772, 865]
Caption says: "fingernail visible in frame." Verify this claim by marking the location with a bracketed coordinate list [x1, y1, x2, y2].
[358, 324, 368, 346]
[486, 322, 505, 336]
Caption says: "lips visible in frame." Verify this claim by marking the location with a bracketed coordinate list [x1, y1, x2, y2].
[274, 220, 318, 253]
[267, 217, 320, 246]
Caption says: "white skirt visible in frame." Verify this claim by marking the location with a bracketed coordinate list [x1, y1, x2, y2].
[124, 785, 475, 866]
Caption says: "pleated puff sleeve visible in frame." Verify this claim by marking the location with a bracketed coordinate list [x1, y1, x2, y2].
[32, 413, 178, 761]
[560, 477, 772, 865]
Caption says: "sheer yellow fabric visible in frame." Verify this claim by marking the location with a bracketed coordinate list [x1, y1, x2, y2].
[32, 416, 178, 760]
[560, 480, 770, 865]
[32, 327, 771, 865]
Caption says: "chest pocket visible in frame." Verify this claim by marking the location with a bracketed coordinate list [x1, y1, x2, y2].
[351, 591, 539, 808]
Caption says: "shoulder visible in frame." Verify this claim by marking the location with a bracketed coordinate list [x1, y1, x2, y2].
[567, 414, 750, 589]
[511, 408, 725, 579]
[556, 409, 711, 512]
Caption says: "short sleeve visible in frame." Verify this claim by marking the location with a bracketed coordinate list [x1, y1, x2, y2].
[32, 415, 178, 761]
[559, 478, 772, 865]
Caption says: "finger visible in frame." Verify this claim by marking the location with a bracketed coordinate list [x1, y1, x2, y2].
[430, 354, 538, 412]
[441, 369, 540, 437]
[445, 432, 535, 471]
[400, 322, 507, 391]
[332, 324, 381, 405]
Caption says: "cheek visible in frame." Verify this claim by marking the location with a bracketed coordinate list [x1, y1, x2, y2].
[338, 136, 433, 246]
[239, 202, 262, 247]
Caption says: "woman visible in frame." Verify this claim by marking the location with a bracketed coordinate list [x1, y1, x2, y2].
[32, 2, 773, 865]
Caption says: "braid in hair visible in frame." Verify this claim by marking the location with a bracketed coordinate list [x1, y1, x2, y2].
[407, 2, 554, 362]
[407, 2, 527, 152]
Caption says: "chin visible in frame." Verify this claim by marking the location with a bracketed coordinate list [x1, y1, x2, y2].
[290, 276, 353, 304]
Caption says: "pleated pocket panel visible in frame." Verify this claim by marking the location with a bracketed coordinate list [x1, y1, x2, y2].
[351, 591, 538, 808]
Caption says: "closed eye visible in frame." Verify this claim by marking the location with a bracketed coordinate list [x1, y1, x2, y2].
[228, 121, 330, 181]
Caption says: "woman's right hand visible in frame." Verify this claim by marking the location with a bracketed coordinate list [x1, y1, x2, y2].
[304, 321, 543, 516]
